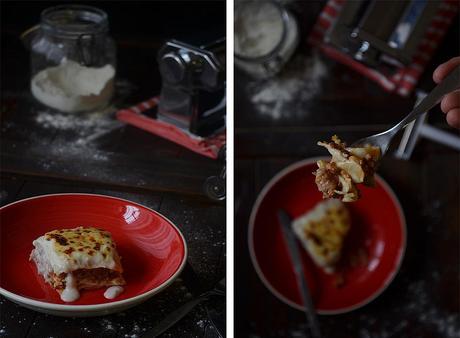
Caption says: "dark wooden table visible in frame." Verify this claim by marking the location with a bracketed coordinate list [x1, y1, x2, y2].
[235, 3, 460, 338]
[1, 2, 225, 337]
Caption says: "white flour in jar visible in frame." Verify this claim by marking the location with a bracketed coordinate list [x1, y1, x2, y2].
[234, 2, 284, 58]
[235, 1, 299, 78]
[31, 59, 115, 113]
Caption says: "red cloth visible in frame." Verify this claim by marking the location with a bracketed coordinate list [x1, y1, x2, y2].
[116, 96, 225, 159]
[308, 0, 459, 96]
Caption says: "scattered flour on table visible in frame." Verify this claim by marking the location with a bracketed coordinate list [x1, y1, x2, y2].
[35, 105, 122, 145]
[249, 278, 459, 338]
[357, 279, 460, 338]
[402, 279, 460, 338]
[34, 106, 122, 165]
[100, 318, 143, 337]
[247, 52, 328, 120]
[96, 284, 205, 337]
[101, 318, 115, 331]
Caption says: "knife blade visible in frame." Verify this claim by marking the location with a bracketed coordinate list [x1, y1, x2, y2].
[278, 209, 322, 338]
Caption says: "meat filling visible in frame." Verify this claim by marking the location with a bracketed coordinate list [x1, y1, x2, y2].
[48, 268, 125, 292]
[315, 161, 340, 198]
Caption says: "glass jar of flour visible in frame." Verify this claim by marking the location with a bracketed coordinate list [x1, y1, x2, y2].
[234, 1, 299, 79]
[22, 5, 116, 113]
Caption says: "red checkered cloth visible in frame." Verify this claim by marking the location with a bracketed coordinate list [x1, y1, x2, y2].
[116, 96, 225, 159]
[308, 0, 459, 96]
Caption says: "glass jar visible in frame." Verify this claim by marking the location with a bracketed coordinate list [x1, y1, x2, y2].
[23, 5, 116, 112]
[234, 1, 299, 79]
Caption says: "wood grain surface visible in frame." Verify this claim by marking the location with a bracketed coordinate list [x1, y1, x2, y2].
[1, 2, 226, 337]
[235, 2, 459, 337]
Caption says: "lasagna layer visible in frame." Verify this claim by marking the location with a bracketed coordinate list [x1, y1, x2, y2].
[292, 199, 351, 273]
[30, 226, 125, 302]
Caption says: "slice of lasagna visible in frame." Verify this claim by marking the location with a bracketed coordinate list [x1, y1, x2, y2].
[30, 226, 125, 302]
[292, 199, 351, 274]
[314, 135, 380, 202]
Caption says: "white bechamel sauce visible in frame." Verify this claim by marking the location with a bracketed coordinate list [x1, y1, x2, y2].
[32, 235, 116, 275]
[104, 286, 124, 299]
[60, 273, 80, 302]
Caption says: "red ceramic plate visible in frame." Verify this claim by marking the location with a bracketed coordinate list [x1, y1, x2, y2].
[0, 194, 187, 316]
[249, 158, 406, 314]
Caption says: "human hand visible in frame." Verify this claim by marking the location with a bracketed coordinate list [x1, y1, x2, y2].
[433, 56, 460, 129]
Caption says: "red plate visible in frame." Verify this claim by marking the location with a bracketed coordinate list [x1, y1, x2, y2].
[249, 158, 406, 314]
[0, 194, 186, 309]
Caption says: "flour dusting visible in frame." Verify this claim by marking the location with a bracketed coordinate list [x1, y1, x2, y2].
[248, 278, 459, 337]
[33, 106, 122, 167]
[355, 279, 460, 338]
[36, 106, 121, 140]
[402, 279, 460, 338]
[247, 52, 328, 119]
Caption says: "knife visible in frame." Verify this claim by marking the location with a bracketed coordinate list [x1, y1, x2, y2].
[278, 209, 322, 338]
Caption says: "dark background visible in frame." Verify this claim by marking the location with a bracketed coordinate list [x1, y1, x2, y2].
[1, 1, 226, 338]
[235, 1, 460, 337]
[1, 0, 226, 97]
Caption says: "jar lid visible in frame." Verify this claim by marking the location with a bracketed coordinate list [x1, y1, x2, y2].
[41, 5, 109, 37]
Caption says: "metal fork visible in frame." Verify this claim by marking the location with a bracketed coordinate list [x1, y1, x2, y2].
[351, 65, 460, 156]
[141, 278, 225, 337]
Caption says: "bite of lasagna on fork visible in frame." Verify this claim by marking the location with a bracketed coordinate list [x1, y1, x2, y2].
[30, 226, 125, 302]
[314, 135, 380, 202]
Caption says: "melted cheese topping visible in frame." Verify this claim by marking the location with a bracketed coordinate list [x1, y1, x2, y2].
[292, 199, 351, 273]
[32, 227, 120, 275]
